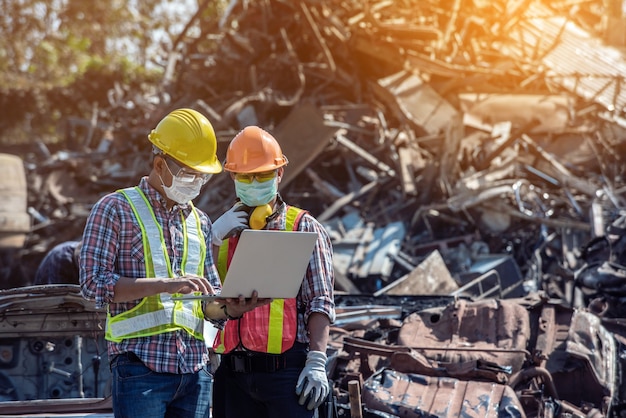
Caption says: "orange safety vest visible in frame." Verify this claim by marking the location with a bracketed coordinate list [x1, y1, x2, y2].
[213, 205, 307, 354]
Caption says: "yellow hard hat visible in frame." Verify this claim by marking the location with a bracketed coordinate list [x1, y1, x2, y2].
[148, 108, 222, 174]
[223, 126, 288, 173]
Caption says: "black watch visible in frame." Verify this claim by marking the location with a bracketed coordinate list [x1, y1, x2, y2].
[222, 305, 242, 320]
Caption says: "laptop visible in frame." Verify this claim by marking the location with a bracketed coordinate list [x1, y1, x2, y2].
[171, 229, 318, 300]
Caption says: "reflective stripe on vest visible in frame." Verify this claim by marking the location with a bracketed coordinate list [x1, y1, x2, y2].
[214, 205, 306, 354]
[105, 187, 206, 342]
[183, 206, 205, 276]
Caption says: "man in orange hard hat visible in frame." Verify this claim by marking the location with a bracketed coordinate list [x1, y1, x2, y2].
[210, 126, 335, 418]
[79, 109, 268, 418]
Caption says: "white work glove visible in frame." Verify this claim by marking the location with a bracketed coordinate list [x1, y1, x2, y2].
[211, 203, 249, 246]
[295, 350, 329, 410]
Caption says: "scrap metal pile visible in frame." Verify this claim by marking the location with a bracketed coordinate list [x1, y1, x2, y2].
[3, 0, 626, 416]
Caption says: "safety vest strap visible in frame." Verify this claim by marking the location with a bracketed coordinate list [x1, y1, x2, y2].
[107, 292, 203, 339]
[266, 299, 285, 353]
[286, 206, 306, 231]
[183, 204, 205, 276]
[119, 187, 171, 278]
[217, 239, 232, 284]
[109, 299, 171, 338]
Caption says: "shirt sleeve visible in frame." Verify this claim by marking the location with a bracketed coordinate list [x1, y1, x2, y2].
[297, 213, 336, 324]
[79, 194, 123, 308]
[203, 214, 226, 329]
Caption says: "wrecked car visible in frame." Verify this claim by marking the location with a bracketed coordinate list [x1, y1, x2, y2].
[327, 293, 622, 417]
[0, 285, 113, 417]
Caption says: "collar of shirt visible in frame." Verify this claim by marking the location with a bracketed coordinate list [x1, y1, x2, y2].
[265, 197, 288, 230]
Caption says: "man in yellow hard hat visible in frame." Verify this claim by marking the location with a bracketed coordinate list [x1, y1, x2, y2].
[210, 126, 335, 418]
[79, 109, 269, 418]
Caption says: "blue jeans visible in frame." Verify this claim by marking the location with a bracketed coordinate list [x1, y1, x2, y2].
[111, 352, 212, 418]
[213, 361, 314, 418]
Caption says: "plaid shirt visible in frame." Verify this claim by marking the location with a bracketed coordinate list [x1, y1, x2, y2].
[79, 177, 222, 374]
[265, 198, 335, 342]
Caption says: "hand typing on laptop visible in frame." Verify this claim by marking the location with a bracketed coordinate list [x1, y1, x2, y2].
[164, 273, 217, 296]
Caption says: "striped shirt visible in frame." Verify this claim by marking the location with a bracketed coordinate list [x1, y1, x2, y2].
[266, 198, 335, 342]
[79, 177, 222, 374]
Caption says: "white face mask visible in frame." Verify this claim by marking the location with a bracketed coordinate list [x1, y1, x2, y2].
[159, 157, 211, 205]
[162, 175, 203, 204]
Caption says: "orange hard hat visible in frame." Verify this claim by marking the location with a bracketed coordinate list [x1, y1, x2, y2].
[223, 126, 288, 173]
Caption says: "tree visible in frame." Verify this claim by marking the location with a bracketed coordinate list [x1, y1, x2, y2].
[0, 0, 209, 145]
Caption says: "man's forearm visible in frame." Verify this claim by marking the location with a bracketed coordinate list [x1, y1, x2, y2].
[112, 277, 167, 302]
[307, 312, 330, 352]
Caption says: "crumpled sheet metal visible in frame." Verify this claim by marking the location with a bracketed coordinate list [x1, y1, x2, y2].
[397, 299, 530, 374]
[511, 2, 626, 114]
[389, 349, 511, 384]
[533, 304, 617, 410]
[361, 368, 526, 418]
[330, 295, 617, 417]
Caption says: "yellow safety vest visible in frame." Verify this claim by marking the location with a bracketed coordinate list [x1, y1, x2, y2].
[105, 187, 207, 343]
[214, 205, 306, 354]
